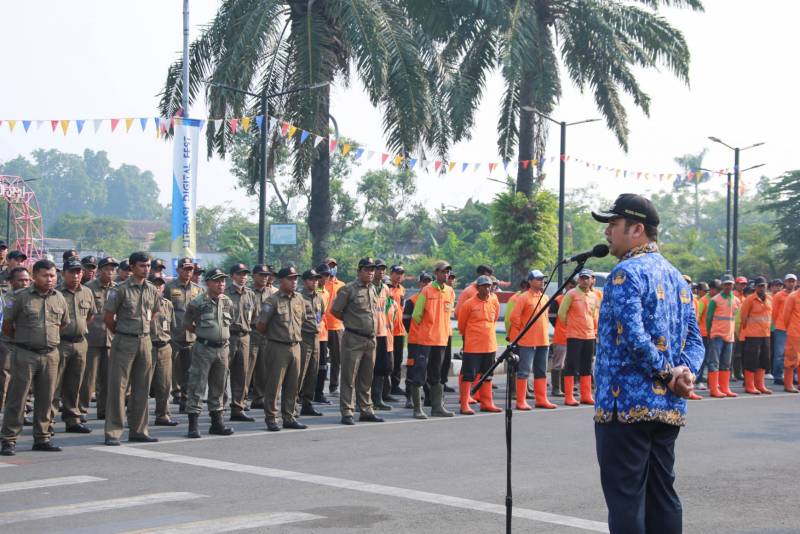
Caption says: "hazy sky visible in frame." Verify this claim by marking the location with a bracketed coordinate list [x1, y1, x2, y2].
[0, 0, 796, 219]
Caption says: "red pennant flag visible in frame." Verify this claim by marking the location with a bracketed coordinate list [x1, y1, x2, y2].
[110, 118, 120, 132]
[51, 120, 59, 132]
[521, 160, 530, 169]
[488, 163, 497, 173]
[381, 153, 389, 166]
[329, 140, 338, 154]
[434, 161, 442, 173]
[230, 118, 239, 134]
[280, 122, 290, 137]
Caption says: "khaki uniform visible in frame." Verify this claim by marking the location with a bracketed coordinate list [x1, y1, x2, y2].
[1, 287, 69, 445]
[54, 283, 96, 426]
[150, 297, 176, 420]
[299, 287, 325, 407]
[183, 293, 235, 415]
[0, 292, 12, 412]
[330, 281, 378, 417]
[103, 278, 159, 441]
[249, 285, 276, 407]
[258, 290, 306, 423]
[224, 284, 256, 413]
[165, 279, 203, 400]
[81, 278, 116, 418]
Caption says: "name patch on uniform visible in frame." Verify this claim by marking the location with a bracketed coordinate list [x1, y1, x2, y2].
[656, 284, 665, 300]
[171, 289, 183, 297]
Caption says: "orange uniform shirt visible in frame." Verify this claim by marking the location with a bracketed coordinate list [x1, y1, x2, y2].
[739, 293, 772, 339]
[318, 287, 330, 342]
[553, 294, 567, 345]
[508, 289, 550, 347]
[457, 295, 500, 354]
[455, 282, 478, 318]
[697, 294, 710, 337]
[782, 290, 800, 339]
[389, 284, 406, 336]
[709, 293, 740, 342]
[412, 281, 455, 347]
[558, 287, 599, 340]
[323, 278, 346, 331]
[772, 290, 790, 331]
[373, 283, 390, 337]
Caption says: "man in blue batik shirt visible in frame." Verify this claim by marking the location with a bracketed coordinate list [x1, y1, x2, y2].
[591, 194, 704, 534]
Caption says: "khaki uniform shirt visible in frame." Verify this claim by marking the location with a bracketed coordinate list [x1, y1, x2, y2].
[185, 293, 235, 344]
[225, 284, 256, 335]
[151, 297, 176, 344]
[104, 278, 159, 336]
[300, 286, 325, 336]
[5, 287, 69, 349]
[85, 278, 116, 347]
[251, 285, 277, 331]
[330, 280, 377, 335]
[165, 278, 203, 343]
[58, 283, 96, 338]
[257, 290, 305, 344]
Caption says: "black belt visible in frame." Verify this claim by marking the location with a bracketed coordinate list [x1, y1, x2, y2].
[345, 327, 375, 340]
[230, 329, 250, 337]
[116, 331, 149, 338]
[267, 338, 299, 346]
[60, 335, 85, 343]
[152, 340, 168, 348]
[14, 343, 56, 355]
[197, 337, 228, 349]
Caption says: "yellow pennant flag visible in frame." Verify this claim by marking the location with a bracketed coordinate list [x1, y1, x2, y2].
[60, 120, 70, 135]
[125, 118, 134, 132]
[342, 144, 351, 156]
[241, 117, 251, 132]
[288, 126, 297, 138]
[448, 162, 457, 172]
[393, 155, 403, 166]
[7, 120, 16, 132]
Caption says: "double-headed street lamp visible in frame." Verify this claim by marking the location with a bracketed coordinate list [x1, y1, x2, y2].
[521, 106, 600, 284]
[707, 137, 765, 277]
[207, 81, 328, 263]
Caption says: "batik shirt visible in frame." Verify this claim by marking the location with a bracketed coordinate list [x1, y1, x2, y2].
[594, 242, 705, 426]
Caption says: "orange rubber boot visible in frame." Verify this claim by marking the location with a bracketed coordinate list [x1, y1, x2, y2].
[515, 378, 532, 410]
[784, 368, 800, 393]
[459, 378, 475, 414]
[563, 375, 579, 406]
[708, 371, 725, 398]
[755, 369, 772, 394]
[479, 381, 502, 412]
[744, 370, 760, 394]
[687, 391, 703, 400]
[533, 378, 556, 409]
[470, 374, 481, 404]
[719, 370, 737, 397]
[579, 376, 595, 405]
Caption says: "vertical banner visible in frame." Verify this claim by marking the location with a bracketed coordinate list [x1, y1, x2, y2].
[171, 118, 202, 268]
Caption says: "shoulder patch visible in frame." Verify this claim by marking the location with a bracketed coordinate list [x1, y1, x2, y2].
[656, 284, 665, 300]
[612, 272, 626, 286]
[680, 288, 691, 304]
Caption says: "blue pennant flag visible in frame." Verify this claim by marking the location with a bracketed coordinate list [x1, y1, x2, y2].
[139, 118, 148, 131]
[409, 158, 418, 169]
[354, 148, 365, 160]
[300, 130, 310, 144]
[76, 120, 85, 134]
[22, 120, 31, 132]
[255, 115, 263, 129]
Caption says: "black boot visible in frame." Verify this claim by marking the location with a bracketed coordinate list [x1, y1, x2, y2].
[209, 411, 234, 436]
[382, 376, 398, 402]
[372, 376, 392, 411]
[187, 413, 200, 439]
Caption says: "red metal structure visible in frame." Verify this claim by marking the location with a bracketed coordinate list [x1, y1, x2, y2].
[0, 175, 45, 263]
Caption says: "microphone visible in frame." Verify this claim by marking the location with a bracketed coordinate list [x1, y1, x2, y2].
[561, 244, 609, 264]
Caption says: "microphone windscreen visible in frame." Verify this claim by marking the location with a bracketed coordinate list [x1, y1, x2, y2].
[592, 244, 610, 258]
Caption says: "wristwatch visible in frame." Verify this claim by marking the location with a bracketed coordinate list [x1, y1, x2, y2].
[654, 363, 673, 386]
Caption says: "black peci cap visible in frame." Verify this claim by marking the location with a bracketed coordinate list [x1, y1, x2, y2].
[315, 263, 331, 276]
[81, 255, 98, 268]
[176, 257, 194, 269]
[150, 258, 166, 271]
[8, 250, 27, 261]
[251, 264, 275, 275]
[592, 193, 660, 227]
[63, 258, 83, 271]
[418, 272, 433, 282]
[229, 263, 250, 275]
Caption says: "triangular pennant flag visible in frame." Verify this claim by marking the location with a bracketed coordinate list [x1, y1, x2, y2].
[521, 160, 530, 169]
[473, 163, 481, 172]
[503, 161, 510, 172]
[255, 115, 263, 129]
[488, 163, 497, 173]
[434, 161, 442, 173]
[329, 140, 338, 154]
[213, 119, 222, 132]
[381, 153, 389, 166]
[280, 122, 290, 137]
[300, 130, 310, 144]
[93, 119, 103, 133]
[110, 118, 120, 132]
[241, 117, 251, 132]
[60, 119, 70, 135]
[342, 144, 351, 156]
[36, 120, 44, 130]
[51, 120, 59, 132]
[313, 135, 324, 148]
[354, 148, 365, 160]
[461, 163, 469, 173]
[367, 150, 376, 161]
[229, 118, 238, 134]
[0, 120, 3, 129]
[76, 120, 86, 134]
[448, 162, 456, 173]
[288, 126, 297, 139]
[409, 158, 418, 169]
[7, 120, 16, 133]
[139, 118, 148, 131]
[124, 118, 134, 132]
[532, 159, 539, 166]
[22, 120, 31, 132]
[392, 155, 402, 166]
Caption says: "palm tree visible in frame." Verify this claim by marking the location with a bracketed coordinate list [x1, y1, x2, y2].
[673, 148, 708, 230]
[158, 0, 438, 263]
[424, 0, 704, 197]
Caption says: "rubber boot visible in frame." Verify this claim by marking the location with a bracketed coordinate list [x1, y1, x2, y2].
[430, 383, 454, 417]
[579, 376, 595, 405]
[459, 375, 478, 405]
[187, 413, 200, 439]
[515, 378, 532, 410]
[719, 370, 737, 397]
[733, 355, 744, 380]
[470, 374, 482, 404]
[550, 369, 564, 397]
[411, 385, 427, 419]
[744, 370, 760, 394]
[534, 378, 556, 409]
[479, 381, 502, 412]
[423, 383, 431, 407]
[755, 369, 772, 394]
[459, 379, 475, 415]
[209, 411, 234, 435]
[563, 375, 579, 406]
[708, 371, 726, 398]
[784, 368, 800, 393]
[372, 376, 393, 411]
[382, 376, 398, 402]
[687, 390, 703, 400]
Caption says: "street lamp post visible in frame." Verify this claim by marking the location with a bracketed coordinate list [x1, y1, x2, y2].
[521, 107, 600, 284]
[708, 137, 764, 277]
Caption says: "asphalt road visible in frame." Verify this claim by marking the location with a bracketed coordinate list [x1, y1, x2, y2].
[1, 378, 798, 533]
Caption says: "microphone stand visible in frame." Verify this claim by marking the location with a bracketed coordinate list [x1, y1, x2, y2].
[471, 258, 588, 534]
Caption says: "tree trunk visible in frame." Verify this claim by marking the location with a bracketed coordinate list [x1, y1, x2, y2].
[694, 181, 700, 231]
[308, 83, 331, 265]
[516, 74, 536, 198]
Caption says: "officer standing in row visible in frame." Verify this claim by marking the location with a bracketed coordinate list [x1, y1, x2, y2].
[149, 276, 179, 426]
[183, 268, 235, 439]
[248, 264, 277, 410]
[115, 260, 131, 284]
[256, 267, 308, 432]
[225, 263, 256, 422]
[103, 251, 159, 446]
[299, 269, 325, 417]
[0, 251, 27, 291]
[165, 257, 202, 413]
[81, 256, 98, 284]
[330, 258, 384, 426]
[0, 267, 31, 414]
[53, 258, 96, 433]
[81, 257, 118, 421]
[323, 258, 346, 394]
[1, 259, 69, 456]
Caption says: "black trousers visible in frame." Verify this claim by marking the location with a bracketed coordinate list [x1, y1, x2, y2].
[315, 340, 329, 397]
[565, 338, 594, 376]
[409, 345, 445, 387]
[373, 336, 392, 376]
[595, 419, 682, 534]
[440, 336, 452, 384]
[460, 353, 494, 382]
[743, 336, 770, 371]
[327, 329, 343, 390]
[391, 335, 405, 388]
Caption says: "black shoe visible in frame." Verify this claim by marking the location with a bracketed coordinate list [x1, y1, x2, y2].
[209, 412, 234, 436]
[242, 405, 250, 412]
[250, 401, 265, 409]
[23, 417, 33, 426]
[329, 385, 338, 394]
[79, 414, 87, 423]
[340, 415, 355, 425]
[774, 378, 784, 386]
[390, 386, 405, 396]
[443, 384, 455, 393]
[359, 412, 384, 423]
[128, 435, 159, 443]
[1, 442, 15, 456]
[492, 383, 498, 390]
[300, 404, 323, 416]
[266, 421, 281, 432]
[65, 423, 92, 434]
[90, 395, 97, 403]
[230, 411, 255, 422]
[154, 418, 180, 426]
[283, 420, 307, 430]
[32, 442, 62, 452]
[24, 403, 32, 414]
[97, 413, 105, 420]
[382, 393, 399, 403]
[104, 437, 120, 446]
[313, 394, 332, 405]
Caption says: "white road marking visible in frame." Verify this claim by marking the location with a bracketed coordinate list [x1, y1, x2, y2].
[0, 475, 105, 493]
[119, 512, 324, 533]
[94, 446, 608, 533]
[0, 492, 204, 525]
[0, 463, 16, 468]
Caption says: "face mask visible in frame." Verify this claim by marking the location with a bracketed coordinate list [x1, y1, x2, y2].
[329, 266, 337, 278]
